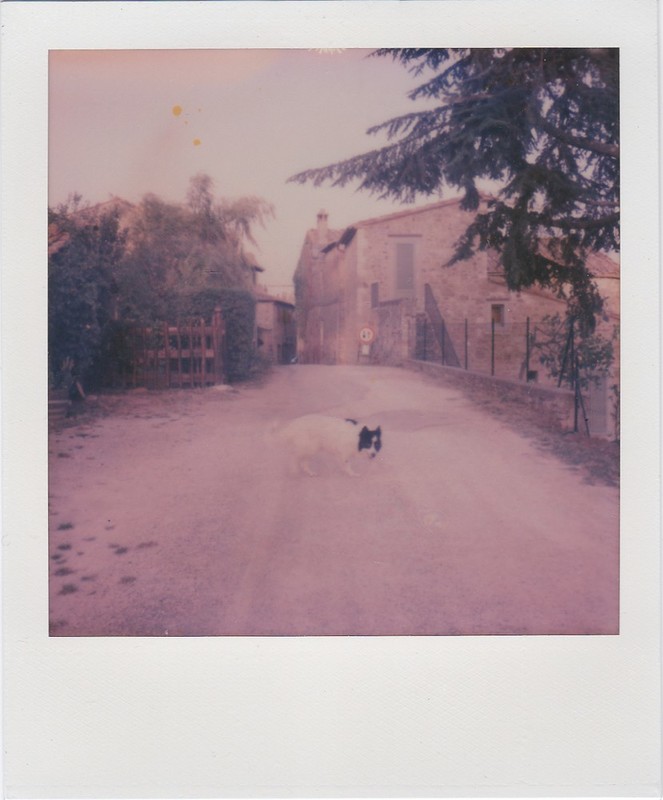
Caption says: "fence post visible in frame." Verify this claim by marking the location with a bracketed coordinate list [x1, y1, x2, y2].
[199, 318, 205, 385]
[200, 317, 206, 385]
[131, 329, 137, 388]
[423, 319, 428, 361]
[175, 321, 182, 388]
[188, 320, 195, 387]
[143, 327, 149, 388]
[164, 321, 170, 389]
[491, 318, 495, 376]
[153, 327, 159, 389]
[213, 306, 223, 383]
[570, 320, 578, 432]
[525, 316, 530, 381]
[441, 321, 446, 364]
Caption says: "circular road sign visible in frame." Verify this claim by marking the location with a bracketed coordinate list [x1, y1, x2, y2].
[359, 326, 375, 344]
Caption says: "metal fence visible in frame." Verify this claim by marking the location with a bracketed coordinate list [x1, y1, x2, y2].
[416, 317, 541, 384]
[414, 314, 620, 436]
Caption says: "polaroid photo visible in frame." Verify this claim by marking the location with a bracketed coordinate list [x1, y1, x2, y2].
[1, 1, 660, 797]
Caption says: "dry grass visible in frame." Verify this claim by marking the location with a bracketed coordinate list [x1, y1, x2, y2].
[456, 383, 619, 487]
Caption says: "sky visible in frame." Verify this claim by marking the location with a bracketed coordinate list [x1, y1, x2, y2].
[49, 48, 447, 293]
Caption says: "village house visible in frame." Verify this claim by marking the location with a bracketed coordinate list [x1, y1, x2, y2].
[294, 200, 620, 436]
[254, 289, 297, 364]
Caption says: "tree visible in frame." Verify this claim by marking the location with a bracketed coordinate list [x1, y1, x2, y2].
[118, 174, 274, 322]
[115, 193, 192, 322]
[48, 202, 127, 387]
[289, 48, 619, 332]
[48, 175, 274, 387]
[531, 313, 618, 390]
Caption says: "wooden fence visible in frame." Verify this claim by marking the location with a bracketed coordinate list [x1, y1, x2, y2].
[114, 307, 225, 389]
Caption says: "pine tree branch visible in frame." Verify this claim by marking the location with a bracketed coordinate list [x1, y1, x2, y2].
[533, 211, 620, 231]
[537, 116, 619, 158]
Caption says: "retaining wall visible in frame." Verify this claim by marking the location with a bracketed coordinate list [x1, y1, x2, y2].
[405, 359, 576, 432]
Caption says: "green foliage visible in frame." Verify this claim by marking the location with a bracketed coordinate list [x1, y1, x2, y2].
[49, 175, 274, 388]
[184, 288, 258, 383]
[289, 48, 619, 330]
[217, 290, 258, 383]
[531, 313, 617, 389]
[115, 194, 193, 322]
[116, 175, 273, 324]
[48, 204, 126, 388]
[85, 319, 135, 388]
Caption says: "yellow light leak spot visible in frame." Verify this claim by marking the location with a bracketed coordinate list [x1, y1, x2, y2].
[172, 105, 183, 117]
[193, 138, 201, 147]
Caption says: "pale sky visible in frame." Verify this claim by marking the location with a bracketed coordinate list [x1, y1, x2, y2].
[49, 48, 447, 291]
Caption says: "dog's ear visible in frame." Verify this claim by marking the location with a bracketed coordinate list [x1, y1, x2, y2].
[358, 425, 370, 451]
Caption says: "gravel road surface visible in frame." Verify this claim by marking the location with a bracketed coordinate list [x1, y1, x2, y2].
[48, 365, 619, 636]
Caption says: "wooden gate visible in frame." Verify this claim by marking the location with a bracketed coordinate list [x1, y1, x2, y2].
[122, 307, 225, 389]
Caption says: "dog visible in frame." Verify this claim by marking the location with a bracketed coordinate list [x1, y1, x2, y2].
[274, 414, 382, 476]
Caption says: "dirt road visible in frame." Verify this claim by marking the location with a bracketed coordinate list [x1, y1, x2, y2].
[48, 365, 619, 636]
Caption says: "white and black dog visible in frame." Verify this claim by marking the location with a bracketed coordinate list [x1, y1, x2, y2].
[274, 414, 382, 476]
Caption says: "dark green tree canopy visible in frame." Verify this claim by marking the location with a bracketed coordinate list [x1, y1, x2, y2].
[48, 175, 274, 387]
[48, 203, 127, 385]
[290, 48, 619, 330]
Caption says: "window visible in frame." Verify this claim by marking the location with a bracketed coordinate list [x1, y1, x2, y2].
[395, 242, 415, 292]
[491, 303, 505, 325]
[370, 282, 379, 308]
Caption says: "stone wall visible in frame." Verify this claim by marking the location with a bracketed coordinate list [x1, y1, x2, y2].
[351, 200, 575, 382]
[293, 203, 619, 433]
[405, 359, 577, 432]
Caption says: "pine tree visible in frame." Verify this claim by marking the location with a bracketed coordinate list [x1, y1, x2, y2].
[289, 48, 619, 331]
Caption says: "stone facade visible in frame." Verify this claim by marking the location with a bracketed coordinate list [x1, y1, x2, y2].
[294, 200, 620, 436]
[255, 293, 296, 365]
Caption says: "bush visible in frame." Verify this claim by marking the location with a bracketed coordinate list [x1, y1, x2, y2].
[187, 288, 257, 383]
[49, 179, 271, 390]
[74, 289, 259, 388]
[531, 313, 617, 390]
[85, 319, 135, 389]
[48, 207, 125, 390]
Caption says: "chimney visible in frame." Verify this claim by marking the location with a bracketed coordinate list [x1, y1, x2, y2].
[316, 209, 329, 244]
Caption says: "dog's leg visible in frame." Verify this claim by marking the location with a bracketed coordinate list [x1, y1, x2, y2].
[289, 458, 316, 477]
[342, 459, 360, 477]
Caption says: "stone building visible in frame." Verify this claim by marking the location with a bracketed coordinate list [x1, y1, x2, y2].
[294, 200, 620, 435]
[255, 291, 297, 365]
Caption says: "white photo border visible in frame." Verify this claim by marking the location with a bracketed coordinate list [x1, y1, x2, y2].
[1, 1, 660, 797]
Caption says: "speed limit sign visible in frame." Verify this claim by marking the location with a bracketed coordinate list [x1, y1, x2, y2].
[359, 325, 375, 344]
